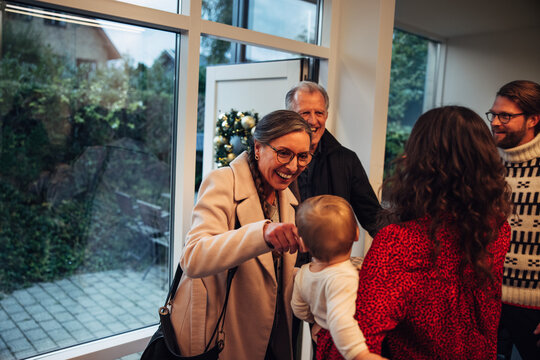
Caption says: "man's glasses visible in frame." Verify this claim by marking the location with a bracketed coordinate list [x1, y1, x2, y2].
[485, 111, 527, 124]
[267, 144, 312, 167]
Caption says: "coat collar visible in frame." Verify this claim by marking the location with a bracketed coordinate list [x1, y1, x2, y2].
[318, 129, 341, 155]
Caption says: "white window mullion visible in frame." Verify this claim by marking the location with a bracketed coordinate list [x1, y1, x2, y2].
[26, 326, 157, 360]
[201, 19, 330, 59]
[173, 0, 202, 269]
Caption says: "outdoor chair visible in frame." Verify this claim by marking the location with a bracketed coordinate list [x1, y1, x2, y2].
[115, 190, 148, 262]
[135, 199, 170, 279]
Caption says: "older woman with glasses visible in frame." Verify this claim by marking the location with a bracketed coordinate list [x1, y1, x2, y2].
[172, 110, 312, 360]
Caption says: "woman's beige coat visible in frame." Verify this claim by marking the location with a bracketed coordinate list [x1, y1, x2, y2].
[172, 152, 299, 360]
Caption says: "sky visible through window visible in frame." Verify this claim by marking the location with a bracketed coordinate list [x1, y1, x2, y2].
[106, 0, 317, 67]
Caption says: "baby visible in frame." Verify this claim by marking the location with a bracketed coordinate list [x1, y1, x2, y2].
[292, 195, 385, 360]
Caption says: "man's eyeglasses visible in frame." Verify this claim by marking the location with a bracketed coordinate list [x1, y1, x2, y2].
[485, 111, 527, 124]
[267, 144, 312, 167]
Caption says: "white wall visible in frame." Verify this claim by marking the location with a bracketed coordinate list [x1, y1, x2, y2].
[323, 0, 395, 256]
[442, 27, 540, 114]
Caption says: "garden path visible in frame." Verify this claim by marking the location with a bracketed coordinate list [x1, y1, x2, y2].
[0, 266, 167, 360]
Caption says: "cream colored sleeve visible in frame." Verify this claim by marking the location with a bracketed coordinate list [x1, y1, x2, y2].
[291, 267, 315, 323]
[180, 167, 270, 278]
[325, 269, 368, 360]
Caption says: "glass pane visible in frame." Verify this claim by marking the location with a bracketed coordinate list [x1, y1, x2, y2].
[0, 3, 175, 358]
[114, 0, 179, 13]
[384, 29, 439, 181]
[202, 0, 319, 44]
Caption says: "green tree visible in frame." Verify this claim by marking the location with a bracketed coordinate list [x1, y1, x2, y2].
[384, 29, 429, 180]
[387, 29, 428, 125]
[0, 20, 173, 293]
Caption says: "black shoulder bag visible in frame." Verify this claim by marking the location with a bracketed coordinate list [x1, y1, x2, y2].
[141, 265, 237, 360]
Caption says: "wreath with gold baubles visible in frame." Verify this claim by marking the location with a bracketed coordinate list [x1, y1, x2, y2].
[214, 109, 259, 167]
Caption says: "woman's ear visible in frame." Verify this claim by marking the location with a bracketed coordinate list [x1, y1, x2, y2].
[253, 140, 262, 158]
[354, 225, 360, 242]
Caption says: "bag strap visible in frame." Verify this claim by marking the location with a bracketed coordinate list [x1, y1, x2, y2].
[159, 265, 238, 357]
[166, 263, 185, 306]
[158, 263, 185, 355]
[204, 267, 237, 351]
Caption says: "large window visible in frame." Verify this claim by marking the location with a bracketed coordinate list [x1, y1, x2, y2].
[0, 0, 326, 359]
[0, 3, 175, 359]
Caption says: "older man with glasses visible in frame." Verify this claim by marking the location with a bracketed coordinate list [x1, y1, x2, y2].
[486, 80, 540, 360]
[285, 80, 384, 360]
[285, 81, 383, 242]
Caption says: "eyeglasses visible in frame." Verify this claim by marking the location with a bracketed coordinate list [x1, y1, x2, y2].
[485, 111, 527, 124]
[267, 144, 312, 166]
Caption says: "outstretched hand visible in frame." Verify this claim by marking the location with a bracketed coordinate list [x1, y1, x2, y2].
[353, 349, 388, 360]
[263, 222, 306, 254]
[534, 321, 540, 347]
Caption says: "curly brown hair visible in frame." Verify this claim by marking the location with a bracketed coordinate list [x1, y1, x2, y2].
[381, 106, 512, 281]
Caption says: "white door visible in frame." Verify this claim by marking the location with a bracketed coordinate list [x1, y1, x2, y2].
[202, 59, 304, 177]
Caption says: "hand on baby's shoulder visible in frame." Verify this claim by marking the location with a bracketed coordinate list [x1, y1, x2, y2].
[350, 256, 364, 270]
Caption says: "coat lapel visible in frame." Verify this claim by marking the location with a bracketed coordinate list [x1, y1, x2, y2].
[230, 153, 299, 339]
[229, 153, 299, 283]
[230, 153, 275, 280]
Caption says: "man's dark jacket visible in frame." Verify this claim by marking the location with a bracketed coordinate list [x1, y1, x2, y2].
[294, 130, 382, 238]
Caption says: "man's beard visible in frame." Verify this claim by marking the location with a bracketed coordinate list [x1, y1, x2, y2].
[492, 124, 528, 149]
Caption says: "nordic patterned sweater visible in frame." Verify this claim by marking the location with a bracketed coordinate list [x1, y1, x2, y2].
[499, 132, 540, 309]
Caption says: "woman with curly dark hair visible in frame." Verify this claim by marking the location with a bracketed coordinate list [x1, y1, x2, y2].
[315, 106, 512, 360]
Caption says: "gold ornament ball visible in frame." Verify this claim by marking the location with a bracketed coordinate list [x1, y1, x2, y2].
[222, 120, 230, 129]
[213, 135, 226, 146]
[227, 153, 236, 162]
[241, 115, 255, 129]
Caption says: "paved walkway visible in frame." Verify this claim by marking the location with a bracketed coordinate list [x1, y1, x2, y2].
[0, 266, 168, 359]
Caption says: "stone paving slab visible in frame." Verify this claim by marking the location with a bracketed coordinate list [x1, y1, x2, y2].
[0, 266, 167, 359]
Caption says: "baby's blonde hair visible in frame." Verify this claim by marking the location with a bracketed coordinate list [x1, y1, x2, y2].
[296, 195, 357, 262]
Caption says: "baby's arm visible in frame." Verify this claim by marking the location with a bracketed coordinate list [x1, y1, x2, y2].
[291, 269, 315, 323]
[325, 270, 371, 360]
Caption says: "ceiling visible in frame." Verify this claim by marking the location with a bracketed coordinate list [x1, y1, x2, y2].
[394, 0, 540, 39]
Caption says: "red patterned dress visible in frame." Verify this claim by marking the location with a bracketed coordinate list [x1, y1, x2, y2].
[316, 216, 510, 360]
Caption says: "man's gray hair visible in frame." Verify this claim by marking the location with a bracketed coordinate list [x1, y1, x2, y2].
[285, 81, 330, 111]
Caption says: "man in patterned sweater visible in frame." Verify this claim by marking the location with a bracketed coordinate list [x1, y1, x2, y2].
[487, 80, 540, 360]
